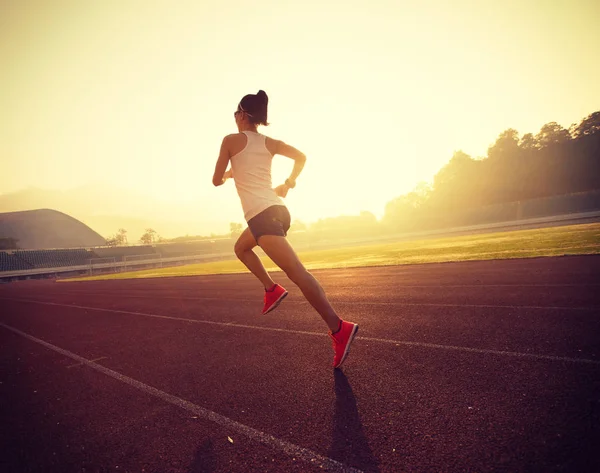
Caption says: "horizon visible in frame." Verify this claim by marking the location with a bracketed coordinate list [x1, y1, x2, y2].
[2, 0, 599, 235]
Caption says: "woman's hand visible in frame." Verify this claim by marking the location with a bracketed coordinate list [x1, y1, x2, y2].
[223, 169, 233, 180]
[274, 184, 289, 198]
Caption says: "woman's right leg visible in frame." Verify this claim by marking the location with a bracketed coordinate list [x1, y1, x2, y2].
[257, 234, 341, 332]
[234, 227, 276, 290]
[258, 234, 358, 368]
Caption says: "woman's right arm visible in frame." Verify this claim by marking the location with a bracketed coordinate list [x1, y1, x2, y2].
[271, 139, 307, 188]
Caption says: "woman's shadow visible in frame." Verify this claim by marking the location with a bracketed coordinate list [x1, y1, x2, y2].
[187, 439, 216, 473]
[329, 370, 380, 472]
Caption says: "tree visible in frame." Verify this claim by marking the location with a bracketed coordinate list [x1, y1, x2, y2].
[433, 151, 473, 190]
[535, 122, 571, 148]
[229, 222, 243, 238]
[105, 236, 119, 247]
[105, 228, 128, 246]
[571, 111, 600, 138]
[383, 181, 432, 228]
[116, 228, 128, 245]
[487, 129, 520, 162]
[431, 151, 481, 206]
[519, 133, 538, 150]
[140, 228, 157, 245]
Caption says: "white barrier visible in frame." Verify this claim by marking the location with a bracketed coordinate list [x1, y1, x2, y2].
[89, 257, 117, 276]
[0, 252, 233, 279]
[123, 253, 162, 272]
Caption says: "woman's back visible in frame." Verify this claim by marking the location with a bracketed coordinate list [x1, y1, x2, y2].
[230, 131, 283, 220]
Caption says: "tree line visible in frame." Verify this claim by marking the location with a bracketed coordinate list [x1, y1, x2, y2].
[383, 111, 600, 230]
[104, 228, 165, 246]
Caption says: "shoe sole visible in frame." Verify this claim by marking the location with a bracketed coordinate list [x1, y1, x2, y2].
[262, 291, 288, 315]
[335, 324, 359, 369]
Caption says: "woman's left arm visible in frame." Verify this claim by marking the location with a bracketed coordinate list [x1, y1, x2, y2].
[212, 136, 232, 186]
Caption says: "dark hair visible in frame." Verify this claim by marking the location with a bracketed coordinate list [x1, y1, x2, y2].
[239, 90, 269, 126]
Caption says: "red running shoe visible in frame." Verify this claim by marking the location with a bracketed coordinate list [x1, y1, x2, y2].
[262, 284, 288, 314]
[329, 320, 359, 368]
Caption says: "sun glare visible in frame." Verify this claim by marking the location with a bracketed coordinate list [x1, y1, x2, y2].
[2, 0, 599, 235]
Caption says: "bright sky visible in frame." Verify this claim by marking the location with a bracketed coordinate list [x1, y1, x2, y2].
[2, 0, 599, 228]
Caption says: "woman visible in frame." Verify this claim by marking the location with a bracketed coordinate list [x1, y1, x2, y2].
[212, 90, 358, 368]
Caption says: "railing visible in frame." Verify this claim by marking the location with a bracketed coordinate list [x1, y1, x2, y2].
[0, 252, 233, 279]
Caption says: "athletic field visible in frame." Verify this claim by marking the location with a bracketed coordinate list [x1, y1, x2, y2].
[1, 226, 599, 472]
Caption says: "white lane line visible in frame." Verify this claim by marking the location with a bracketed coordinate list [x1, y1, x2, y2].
[334, 301, 599, 312]
[3, 295, 597, 312]
[67, 356, 108, 369]
[3, 298, 600, 366]
[0, 321, 362, 473]
[334, 283, 600, 288]
[24, 282, 600, 296]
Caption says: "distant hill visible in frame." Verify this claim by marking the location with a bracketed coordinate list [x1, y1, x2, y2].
[0, 209, 105, 249]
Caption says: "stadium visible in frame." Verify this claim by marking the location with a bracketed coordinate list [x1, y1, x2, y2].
[3, 1, 600, 470]
[2, 190, 599, 282]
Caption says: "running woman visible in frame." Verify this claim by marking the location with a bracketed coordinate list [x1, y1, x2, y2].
[212, 90, 358, 368]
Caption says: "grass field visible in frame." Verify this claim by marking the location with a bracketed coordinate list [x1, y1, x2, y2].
[65, 223, 600, 282]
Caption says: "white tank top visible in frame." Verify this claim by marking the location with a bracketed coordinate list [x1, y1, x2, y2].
[230, 131, 284, 221]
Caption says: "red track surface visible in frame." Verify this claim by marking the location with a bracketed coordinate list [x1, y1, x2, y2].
[1, 255, 599, 472]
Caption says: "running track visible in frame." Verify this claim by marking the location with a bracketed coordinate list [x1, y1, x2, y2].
[1, 255, 599, 473]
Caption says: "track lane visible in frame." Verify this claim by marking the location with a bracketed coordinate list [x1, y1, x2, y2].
[1, 256, 599, 472]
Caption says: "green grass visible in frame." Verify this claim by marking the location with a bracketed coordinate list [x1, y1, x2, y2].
[64, 223, 600, 282]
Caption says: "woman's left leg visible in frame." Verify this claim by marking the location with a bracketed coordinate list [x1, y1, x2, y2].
[234, 227, 275, 290]
[235, 228, 288, 314]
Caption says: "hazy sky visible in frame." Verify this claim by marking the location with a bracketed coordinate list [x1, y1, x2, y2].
[2, 0, 599, 226]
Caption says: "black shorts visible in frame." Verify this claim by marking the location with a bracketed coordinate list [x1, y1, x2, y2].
[247, 205, 291, 241]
